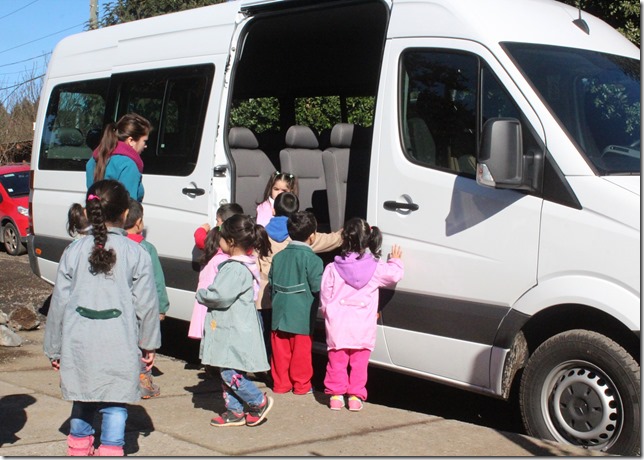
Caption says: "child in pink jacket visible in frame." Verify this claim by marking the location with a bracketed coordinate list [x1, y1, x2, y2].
[319, 217, 403, 411]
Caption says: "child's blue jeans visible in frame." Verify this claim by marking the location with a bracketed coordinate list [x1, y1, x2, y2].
[69, 401, 128, 447]
[220, 368, 264, 413]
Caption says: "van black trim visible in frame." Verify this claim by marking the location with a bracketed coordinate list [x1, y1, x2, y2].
[31, 235, 200, 292]
[379, 289, 512, 346]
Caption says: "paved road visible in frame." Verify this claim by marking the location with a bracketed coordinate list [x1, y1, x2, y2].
[0, 251, 603, 456]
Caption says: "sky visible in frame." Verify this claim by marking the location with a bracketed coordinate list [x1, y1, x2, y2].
[0, 0, 108, 105]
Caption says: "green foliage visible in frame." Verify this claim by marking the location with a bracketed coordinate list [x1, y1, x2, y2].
[230, 98, 281, 133]
[561, 0, 640, 46]
[99, 0, 225, 26]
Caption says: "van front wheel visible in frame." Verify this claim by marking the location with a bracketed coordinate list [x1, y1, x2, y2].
[519, 329, 640, 456]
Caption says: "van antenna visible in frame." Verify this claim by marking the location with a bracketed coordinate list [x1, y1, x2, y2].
[573, 0, 590, 35]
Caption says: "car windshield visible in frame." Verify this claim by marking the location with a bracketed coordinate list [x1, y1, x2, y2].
[504, 43, 640, 175]
[0, 171, 30, 197]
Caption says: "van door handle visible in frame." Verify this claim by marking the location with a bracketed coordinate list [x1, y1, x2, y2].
[383, 200, 419, 211]
[213, 165, 227, 177]
[182, 187, 205, 196]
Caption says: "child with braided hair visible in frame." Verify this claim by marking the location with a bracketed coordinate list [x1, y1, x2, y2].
[44, 179, 161, 456]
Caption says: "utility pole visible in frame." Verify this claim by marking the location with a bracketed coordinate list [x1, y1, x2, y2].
[89, 0, 98, 30]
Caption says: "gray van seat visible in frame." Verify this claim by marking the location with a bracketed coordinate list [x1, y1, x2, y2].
[322, 123, 354, 232]
[279, 125, 326, 212]
[229, 127, 276, 217]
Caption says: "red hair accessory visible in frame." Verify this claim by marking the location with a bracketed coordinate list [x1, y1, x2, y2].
[87, 194, 101, 201]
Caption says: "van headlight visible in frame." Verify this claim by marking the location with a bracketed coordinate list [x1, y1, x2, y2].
[18, 206, 29, 217]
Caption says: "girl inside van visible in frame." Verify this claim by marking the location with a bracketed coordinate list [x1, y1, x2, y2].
[195, 214, 274, 427]
[188, 202, 244, 339]
[85, 113, 152, 202]
[43, 179, 161, 456]
[255, 171, 299, 226]
[320, 217, 404, 412]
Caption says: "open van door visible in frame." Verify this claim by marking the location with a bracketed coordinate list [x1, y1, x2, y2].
[371, 35, 545, 391]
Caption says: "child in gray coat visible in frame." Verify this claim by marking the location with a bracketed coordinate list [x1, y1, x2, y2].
[44, 180, 161, 456]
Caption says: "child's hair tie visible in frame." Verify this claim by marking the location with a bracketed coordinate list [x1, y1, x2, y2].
[96, 244, 103, 249]
[87, 194, 101, 201]
[246, 248, 253, 255]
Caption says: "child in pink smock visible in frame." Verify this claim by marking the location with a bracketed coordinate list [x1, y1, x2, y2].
[188, 203, 244, 339]
[320, 217, 404, 411]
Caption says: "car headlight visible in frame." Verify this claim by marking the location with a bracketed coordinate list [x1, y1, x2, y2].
[18, 206, 29, 217]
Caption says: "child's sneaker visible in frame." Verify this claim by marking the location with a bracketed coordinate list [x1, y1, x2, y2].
[210, 410, 246, 427]
[139, 373, 160, 399]
[348, 395, 363, 411]
[245, 393, 274, 427]
[329, 395, 345, 410]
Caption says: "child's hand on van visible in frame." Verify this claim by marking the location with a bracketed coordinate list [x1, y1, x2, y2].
[389, 244, 402, 260]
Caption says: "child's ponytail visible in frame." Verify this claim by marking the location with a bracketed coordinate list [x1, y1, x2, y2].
[367, 225, 383, 259]
[85, 180, 130, 275]
[67, 203, 89, 237]
[93, 122, 118, 183]
[252, 223, 271, 259]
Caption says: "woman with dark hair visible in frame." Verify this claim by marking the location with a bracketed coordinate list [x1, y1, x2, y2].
[85, 113, 151, 201]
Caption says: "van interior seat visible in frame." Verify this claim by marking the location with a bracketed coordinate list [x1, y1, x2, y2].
[229, 127, 276, 217]
[279, 125, 326, 212]
[322, 123, 354, 232]
[53, 127, 85, 147]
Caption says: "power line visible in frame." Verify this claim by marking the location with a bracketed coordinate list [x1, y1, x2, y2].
[0, 52, 51, 69]
[0, 74, 44, 92]
[0, 0, 41, 21]
[0, 21, 87, 56]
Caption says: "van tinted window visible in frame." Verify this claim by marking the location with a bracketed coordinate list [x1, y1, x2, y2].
[113, 64, 215, 176]
[400, 49, 534, 177]
[39, 79, 109, 171]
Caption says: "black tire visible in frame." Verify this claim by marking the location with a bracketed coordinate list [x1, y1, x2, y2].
[2, 222, 26, 256]
[520, 329, 640, 456]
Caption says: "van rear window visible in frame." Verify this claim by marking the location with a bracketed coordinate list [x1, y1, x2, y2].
[39, 79, 109, 171]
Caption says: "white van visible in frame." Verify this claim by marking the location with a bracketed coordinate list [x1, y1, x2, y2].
[28, 0, 640, 454]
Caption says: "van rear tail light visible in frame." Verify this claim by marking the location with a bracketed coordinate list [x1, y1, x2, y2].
[28, 170, 34, 234]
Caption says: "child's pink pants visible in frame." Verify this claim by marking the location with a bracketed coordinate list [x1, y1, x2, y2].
[324, 348, 371, 400]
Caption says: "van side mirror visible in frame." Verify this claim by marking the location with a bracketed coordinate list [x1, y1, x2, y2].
[476, 118, 541, 192]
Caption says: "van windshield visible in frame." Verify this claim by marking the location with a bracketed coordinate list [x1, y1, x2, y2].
[504, 43, 640, 175]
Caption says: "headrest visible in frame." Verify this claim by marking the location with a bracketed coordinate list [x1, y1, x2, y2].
[229, 127, 259, 149]
[285, 125, 319, 149]
[330, 123, 354, 148]
[56, 127, 84, 146]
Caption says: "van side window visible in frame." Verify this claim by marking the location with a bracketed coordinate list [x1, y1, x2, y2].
[39, 79, 109, 171]
[400, 49, 534, 176]
[113, 64, 214, 176]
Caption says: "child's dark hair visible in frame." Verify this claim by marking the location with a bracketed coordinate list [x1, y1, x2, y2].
[274, 192, 299, 217]
[200, 203, 244, 266]
[220, 214, 271, 259]
[260, 171, 299, 203]
[67, 203, 89, 237]
[287, 211, 317, 242]
[124, 198, 143, 230]
[85, 179, 130, 275]
[340, 217, 382, 259]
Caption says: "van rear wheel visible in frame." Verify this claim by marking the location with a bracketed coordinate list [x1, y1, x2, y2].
[519, 329, 640, 456]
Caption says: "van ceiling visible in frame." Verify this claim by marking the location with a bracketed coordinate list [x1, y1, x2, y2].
[232, 0, 389, 99]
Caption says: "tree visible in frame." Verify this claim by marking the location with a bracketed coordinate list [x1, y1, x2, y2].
[100, 0, 225, 26]
[561, 0, 640, 46]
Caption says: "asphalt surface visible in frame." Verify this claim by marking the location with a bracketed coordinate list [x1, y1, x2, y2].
[0, 251, 605, 456]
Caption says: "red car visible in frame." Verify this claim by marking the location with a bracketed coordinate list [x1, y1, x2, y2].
[0, 163, 30, 256]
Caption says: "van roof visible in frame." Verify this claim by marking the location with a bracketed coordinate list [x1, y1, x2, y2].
[45, 0, 637, 96]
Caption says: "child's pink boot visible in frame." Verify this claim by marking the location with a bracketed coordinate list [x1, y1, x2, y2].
[96, 445, 124, 456]
[66, 434, 95, 456]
